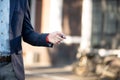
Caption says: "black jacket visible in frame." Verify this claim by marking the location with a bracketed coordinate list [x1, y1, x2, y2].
[10, 0, 52, 80]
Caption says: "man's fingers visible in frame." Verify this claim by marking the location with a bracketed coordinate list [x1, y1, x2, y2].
[56, 32, 66, 39]
[56, 35, 64, 40]
[47, 31, 66, 44]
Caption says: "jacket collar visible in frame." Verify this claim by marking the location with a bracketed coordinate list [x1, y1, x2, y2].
[10, 0, 16, 38]
[10, 0, 16, 21]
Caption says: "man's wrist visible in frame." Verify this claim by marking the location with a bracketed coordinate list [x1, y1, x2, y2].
[46, 34, 50, 42]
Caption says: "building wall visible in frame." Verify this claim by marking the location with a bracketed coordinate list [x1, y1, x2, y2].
[91, 0, 120, 49]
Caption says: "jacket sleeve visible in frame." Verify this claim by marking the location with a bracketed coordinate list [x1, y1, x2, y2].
[22, 0, 53, 47]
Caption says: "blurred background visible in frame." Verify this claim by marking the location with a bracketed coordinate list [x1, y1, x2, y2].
[23, 0, 120, 80]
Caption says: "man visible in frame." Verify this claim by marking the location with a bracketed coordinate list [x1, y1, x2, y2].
[0, 0, 66, 80]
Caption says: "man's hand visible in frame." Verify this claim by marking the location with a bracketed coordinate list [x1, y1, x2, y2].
[47, 31, 66, 44]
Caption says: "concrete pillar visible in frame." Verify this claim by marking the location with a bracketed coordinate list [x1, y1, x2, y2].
[30, 0, 36, 27]
[40, 0, 63, 66]
[49, 0, 63, 32]
[80, 0, 92, 52]
[41, 0, 63, 33]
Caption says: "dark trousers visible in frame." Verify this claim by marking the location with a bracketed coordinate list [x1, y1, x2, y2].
[0, 62, 18, 80]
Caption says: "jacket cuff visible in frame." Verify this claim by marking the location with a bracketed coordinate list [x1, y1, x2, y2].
[38, 33, 53, 47]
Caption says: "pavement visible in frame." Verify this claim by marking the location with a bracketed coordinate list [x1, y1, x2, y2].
[25, 65, 98, 80]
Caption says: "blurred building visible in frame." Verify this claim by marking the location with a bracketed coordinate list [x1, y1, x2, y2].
[22, 0, 120, 67]
[79, 0, 120, 56]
